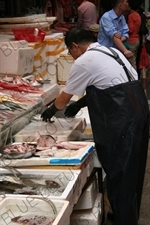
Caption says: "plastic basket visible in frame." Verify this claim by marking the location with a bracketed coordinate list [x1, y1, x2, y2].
[12, 28, 46, 42]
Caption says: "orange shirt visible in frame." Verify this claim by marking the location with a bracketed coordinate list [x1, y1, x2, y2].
[128, 11, 141, 43]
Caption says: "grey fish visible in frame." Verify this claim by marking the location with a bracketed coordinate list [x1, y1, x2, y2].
[0, 103, 12, 110]
[3, 101, 26, 110]
[21, 179, 45, 188]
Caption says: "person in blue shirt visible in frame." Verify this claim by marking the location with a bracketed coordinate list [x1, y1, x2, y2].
[98, 0, 133, 59]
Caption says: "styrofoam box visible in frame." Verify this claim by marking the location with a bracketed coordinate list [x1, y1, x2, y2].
[91, 149, 102, 168]
[28, 41, 48, 69]
[75, 106, 92, 134]
[0, 47, 34, 75]
[57, 49, 74, 83]
[45, 32, 65, 63]
[0, 22, 50, 32]
[74, 175, 98, 210]
[14, 118, 85, 143]
[0, 34, 28, 48]
[0, 196, 70, 225]
[33, 62, 47, 79]
[0, 168, 80, 201]
[47, 62, 58, 84]
[70, 193, 103, 225]
[0, 14, 56, 24]
[90, 150, 106, 180]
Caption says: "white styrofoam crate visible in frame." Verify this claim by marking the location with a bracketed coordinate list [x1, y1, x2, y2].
[90, 150, 106, 180]
[45, 33, 65, 64]
[0, 168, 80, 202]
[14, 118, 85, 143]
[0, 34, 28, 48]
[0, 46, 34, 75]
[57, 49, 74, 83]
[91, 149, 102, 168]
[74, 175, 98, 210]
[28, 41, 48, 69]
[0, 196, 69, 225]
[70, 193, 103, 225]
[47, 62, 57, 84]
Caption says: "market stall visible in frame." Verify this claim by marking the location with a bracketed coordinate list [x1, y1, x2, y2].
[0, 11, 104, 225]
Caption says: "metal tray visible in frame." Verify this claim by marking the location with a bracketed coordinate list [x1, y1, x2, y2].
[0, 142, 36, 159]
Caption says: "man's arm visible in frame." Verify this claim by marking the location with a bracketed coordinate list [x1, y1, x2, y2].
[113, 35, 133, 58]
[41, 91, 73, 122]
[54, 91, 73, 109]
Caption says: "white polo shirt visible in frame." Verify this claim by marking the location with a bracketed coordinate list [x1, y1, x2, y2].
[64, 42, 138, 96]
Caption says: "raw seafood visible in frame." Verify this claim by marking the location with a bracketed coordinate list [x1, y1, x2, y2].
[45, 180, 61, 188]
[11, 92, 37, 103]
[54, 142, 87, 150]
[21, 179, 45, 188]
[11, 215, 54, 225]
[3, 143, 36, 154]
[0, 174, 62, 195]
[35, 148, 79, 158]
[0, 81, 44, 94]
[37, 136, 87, 151]
[36, 135, 56, 150]
[35, 148, 55, 156]
[2, 101, 26, 110]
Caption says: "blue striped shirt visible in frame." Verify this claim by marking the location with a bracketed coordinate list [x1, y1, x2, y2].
[97, 9, 129, 48]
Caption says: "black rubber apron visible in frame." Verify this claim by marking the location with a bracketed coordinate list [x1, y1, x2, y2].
[86, 48, 149, 225]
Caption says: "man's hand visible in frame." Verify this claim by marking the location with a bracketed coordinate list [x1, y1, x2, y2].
[41, 103, 59, 122]
[65, 102, 82, 117]
[123, 50, 133, 59]
[65, 95, 87, 117]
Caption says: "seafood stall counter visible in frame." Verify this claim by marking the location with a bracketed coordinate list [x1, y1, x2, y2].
[0, 167, 88, 212]
[0, 82, 60, 147]
[0, 141, 94, 167]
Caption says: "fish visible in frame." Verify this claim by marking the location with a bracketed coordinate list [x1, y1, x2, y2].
[3, 101, 27, 110]
[14, 187, 37, 195]
[21, 179, 45, 188]
[0, 103, 12, 110]
[36, 135, 56, 151]
[0, 175, 62, 195]
[54, 141, 87, 150]
[0, 181, 26, 192]
[0, 81, 44, 94]
[34, 148, 55, 157]
[11, 92, 37, 103]
[45, 180, 61, 188]
[11, 215, 55, 225]
[0, 94, 24, 105]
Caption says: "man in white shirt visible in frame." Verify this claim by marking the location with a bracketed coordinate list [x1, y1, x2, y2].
[41, 28, 149, 225]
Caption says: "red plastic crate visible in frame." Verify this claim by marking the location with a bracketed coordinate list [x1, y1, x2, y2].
[12, 28, 46, 42]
